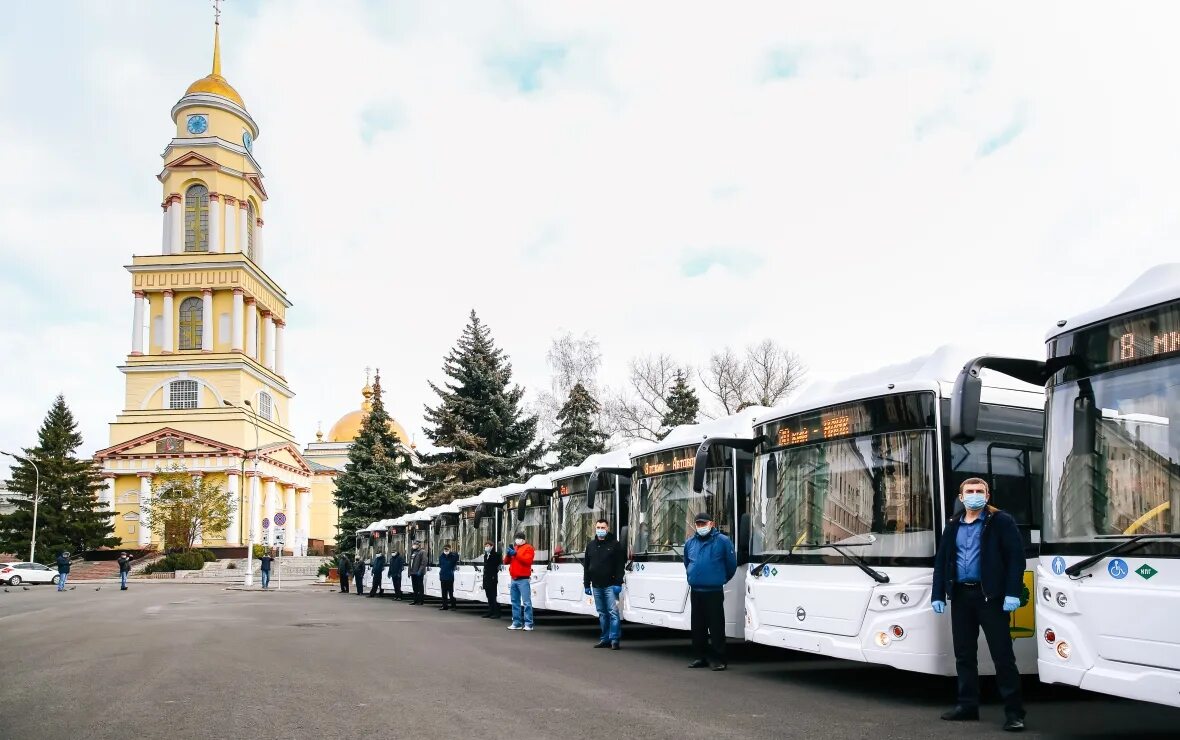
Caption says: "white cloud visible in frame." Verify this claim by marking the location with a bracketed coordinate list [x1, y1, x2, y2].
[3, 1, 1180, 475]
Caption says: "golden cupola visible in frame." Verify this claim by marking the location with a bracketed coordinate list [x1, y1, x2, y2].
[185, 21, 245, 108]
[327, 376, 410, 445]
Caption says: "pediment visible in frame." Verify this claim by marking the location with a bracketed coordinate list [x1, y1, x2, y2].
[95, 427, 243, 460]
[259, 442, 313, 476]
[245, 173, 268, 201]
[164, 151, 220, 170]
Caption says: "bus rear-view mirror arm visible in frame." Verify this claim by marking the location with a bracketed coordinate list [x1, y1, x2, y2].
[692, 436, 763, 493]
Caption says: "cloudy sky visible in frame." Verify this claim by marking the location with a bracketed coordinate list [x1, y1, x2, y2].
[2, 1, 1179, 475]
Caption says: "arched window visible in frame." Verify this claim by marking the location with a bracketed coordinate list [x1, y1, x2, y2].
[258, 391, 273, 421]
[178, 297, 203, 350]
[246, 200, 257, 260]
[184, 184, 210, 252]
[169, 379, 199, 409]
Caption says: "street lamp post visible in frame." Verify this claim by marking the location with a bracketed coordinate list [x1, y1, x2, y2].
[1, 450, 40, 563]
[224, 399, 260, 588]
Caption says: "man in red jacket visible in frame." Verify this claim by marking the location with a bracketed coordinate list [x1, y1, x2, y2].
[504, 530, 535, 631]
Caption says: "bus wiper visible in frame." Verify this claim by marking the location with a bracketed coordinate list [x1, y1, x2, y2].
[1064, 534, 1180, 578]
[749, 550, 792, 577]
[639, 544, 684, 557]
[792, 542, 890, 584]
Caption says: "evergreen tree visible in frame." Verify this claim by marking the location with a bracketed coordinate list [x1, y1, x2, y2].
[0, 395, 116, 562]
[660, 370, 700, 435]
[551, 382, 609, 470]
[332, 372, 416, 552]
[420, 311, 546, 506]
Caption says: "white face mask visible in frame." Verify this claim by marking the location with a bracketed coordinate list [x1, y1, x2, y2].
[514, 538, 525, 546]
[484, 546, 492, 554]
[695, 525, 712, 537]
[595, 529, 608, 538]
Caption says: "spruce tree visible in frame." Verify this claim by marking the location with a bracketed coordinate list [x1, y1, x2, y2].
[420, 311, 546, 506]
[551, 382, 609, 470]
[332, 371, 416, 552]
[0, 395, 116, 562]
[660, 370, 700, 435]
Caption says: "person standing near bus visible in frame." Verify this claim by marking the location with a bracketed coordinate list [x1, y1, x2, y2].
[931, 478, 1026, 733]
[437, 544, 460, 610]
[353, 557, 366, 596]
[684, 513, 736, 671]
[481, 541, 501, 618]
[408, 541, 427, 605]
[504, 531, 535, 631]
[584, 518, 625, 650]
[337, 552, 351, 593]
[117, 552, 132, 591]
[387, 547, 405, 601]
[368, 550, 386, 597]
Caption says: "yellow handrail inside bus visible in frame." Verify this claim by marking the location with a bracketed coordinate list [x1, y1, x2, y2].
[1123, 501, 1171, 535]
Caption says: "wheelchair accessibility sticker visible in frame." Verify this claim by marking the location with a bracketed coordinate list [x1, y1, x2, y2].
[1051, 556, 1066, 575]
[1107, 558, 1129, 579]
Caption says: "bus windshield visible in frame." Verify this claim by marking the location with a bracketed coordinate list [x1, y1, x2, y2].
[752, 430, 938, 559]
[630, 469, 731, 559]
[431, 518, 459, 561]
[1045, 358, 1180, 543]
[518, 506, 550, 562]
[459, 513, 481, 561]
[555, 475, 611, 560]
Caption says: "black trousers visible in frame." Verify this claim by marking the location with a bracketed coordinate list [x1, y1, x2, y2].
[389, 573, 403, 597]
[368, 573, 383, 596]
[484, 583, 500, 616]
[411, 574, 425, 604]
[340, 573, 350, 592]
[354, 574, 364, 595]
[690, 590, 727, 664]
[440, 579, 456, 608]
[950, 584, 1024, 717]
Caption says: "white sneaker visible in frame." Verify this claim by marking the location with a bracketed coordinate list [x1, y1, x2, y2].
[507, 623, 523, 630]
[523, 625, 534, 631]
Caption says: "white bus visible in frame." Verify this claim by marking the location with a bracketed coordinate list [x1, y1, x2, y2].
[452, 494, 485, 603]
[405, 508, 433, 595]
[955, 265, 1180, 706]
[624, 408, 764, 638]
[721, 347, 1044, 675]
[354, 521, 385, 590]
[426, 503, 460, 599]
[499, 475, 555, 611]
[386, 516, 410, 593]
[546, 450, 634, 616]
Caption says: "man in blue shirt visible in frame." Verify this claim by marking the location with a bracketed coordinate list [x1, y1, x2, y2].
[683, 512, 737, 671]
[932, 478, 1026, 732]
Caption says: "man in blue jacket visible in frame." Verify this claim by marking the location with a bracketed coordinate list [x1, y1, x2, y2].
[932, 478, 1026, 732]
[683, 512, 737, 671]
[437, 544, 460, 611]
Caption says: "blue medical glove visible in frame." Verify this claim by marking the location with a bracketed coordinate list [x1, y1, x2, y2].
[931, 600, 946, 614]
[611, 585, 622, 598]
[506, 546, 516, 556]
[584, 587, 592, 596]
[1003, 596, 1020, 612]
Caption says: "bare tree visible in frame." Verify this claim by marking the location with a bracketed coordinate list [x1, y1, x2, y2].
[699, 339, 806, 415]
[605, 353, 684, 442]
[533, 332, 604, 441]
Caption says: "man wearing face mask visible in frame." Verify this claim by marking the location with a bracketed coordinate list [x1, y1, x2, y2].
[408, 541, 427, 605]
[368, 548, 386, 597]
[437, 543, 460, 610]
[481, 541, 502, 619]
[353, 556, 366, 597]
[504, 531, 535, 631]
[683, 513, 737, 671]
[584, 518, 625, 649]
[932, 478, 1026, 732]
[387, 547, 405, 601]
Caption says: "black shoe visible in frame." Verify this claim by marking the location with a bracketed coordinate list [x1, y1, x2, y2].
[611, 642, 620, 650]
[481, 613, 492, 618]
[439, 606, 449, 610]
[940, 707, 979, 721]
[688, 659, 709, 669]
[710, 663, 727, 671]
[1003, 717, 1025, 732]
[593, 641, 610, 648]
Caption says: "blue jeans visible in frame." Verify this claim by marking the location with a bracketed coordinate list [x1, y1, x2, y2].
[120, 571, 128, 589]
[57, 573, 68, 591]
[510, 578, 533, 627]
[592, 586, 621, 643]
[261, 570, 271, 588]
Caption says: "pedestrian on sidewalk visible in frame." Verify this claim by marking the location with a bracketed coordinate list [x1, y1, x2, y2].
[932, 478, 1026, 733]
[260, 549, 274, 590]
[504, 531, 534, 631]
[684, 512, 736, 671]
[408, 541, 426, 605]
[438, 544, 459, 610]
[368, 550, 386, 597]
[55, 551, 71, 592]
[337, 552, 351, 593]
[481, 540, 501, 618]
[585, 518, 625, 650]
[387, 547, 405, 601]
[353, 557, 366, 596]
[117, 552, 132, 590]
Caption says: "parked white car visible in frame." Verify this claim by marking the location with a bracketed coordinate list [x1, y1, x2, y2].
[0, 562, 60, 586]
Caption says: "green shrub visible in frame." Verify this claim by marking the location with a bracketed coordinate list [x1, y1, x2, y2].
[317, 561, 332, 577]
[252, 544, 267, 560]
[198, 549, 217, 562]
[144, 550, 208, 573]
[226, 561, 238, 570]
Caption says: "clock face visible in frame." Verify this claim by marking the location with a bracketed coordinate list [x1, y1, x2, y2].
[187, 115, 208, 135]
[242, 130, 253, 153]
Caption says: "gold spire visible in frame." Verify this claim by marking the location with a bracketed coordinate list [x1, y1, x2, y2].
[185, 1, 246, 109]
[212, 19, 222, 77]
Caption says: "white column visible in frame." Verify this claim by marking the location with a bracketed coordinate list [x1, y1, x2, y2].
[170, 196, 183, 254]
[131, 291, 145, 355]
[138, 473, 152, 547]
[231, 289, 244, 352]
[284, 485, 296, 553]
[255, 219, 264, 265]
[239, 205, 249, 259]
[161, 290, 174, 354]
[161, 202, 170, 254]
[226, 470, 241, 545]
[298, 488, 311, 549]
[248, 472, 261, 546]
[264, 478, 277, 546]
[245, 298, 257, 360]
[224, 198, 238, 253]
[201, 289, 213, 352]
[263, 312, 276, 370]
[274, 320, 285, 376]
[208, 195, 222, 253]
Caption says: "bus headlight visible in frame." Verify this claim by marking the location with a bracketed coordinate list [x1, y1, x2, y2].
[898, 592, 910, 605]
[879, 595, 890, 607]
[1042, 587, 1052, 602]
[1055, 592, 1069, 609]
[874, 631, 891, 647]
[1056, 641, 1071, 660]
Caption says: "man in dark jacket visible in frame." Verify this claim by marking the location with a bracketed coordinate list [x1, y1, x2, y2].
[353, 557, 366, 596]
[931, 478, 1026, 732]
[683, 513, 737, 671]
[437, 545, 460, 610]
[337, 553, 351, 593]
[481, 541, 501, 618]
[259, 550, 274, 590]
[117, 552, 132, 591]
[408, 542, 427, 605]
[56, 551, 72, 592]
[368, 550, 386, 597]
[387, 548, 405, 600]
[584, 518, 626, 649]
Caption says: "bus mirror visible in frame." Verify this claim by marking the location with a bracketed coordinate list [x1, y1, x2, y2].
[951, 362, 983, 442]
[586, 473, 600, 509]
[1072, 389, 1096, 456]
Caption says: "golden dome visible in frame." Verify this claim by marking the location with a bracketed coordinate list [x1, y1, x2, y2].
[327, 379, 409, 445]
[185, 22, 246, 109]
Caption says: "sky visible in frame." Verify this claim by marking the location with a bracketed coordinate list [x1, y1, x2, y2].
[2, 1, 1180, 477]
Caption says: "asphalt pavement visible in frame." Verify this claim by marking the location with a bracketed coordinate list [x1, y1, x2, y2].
[1, 583, 1177, 739]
